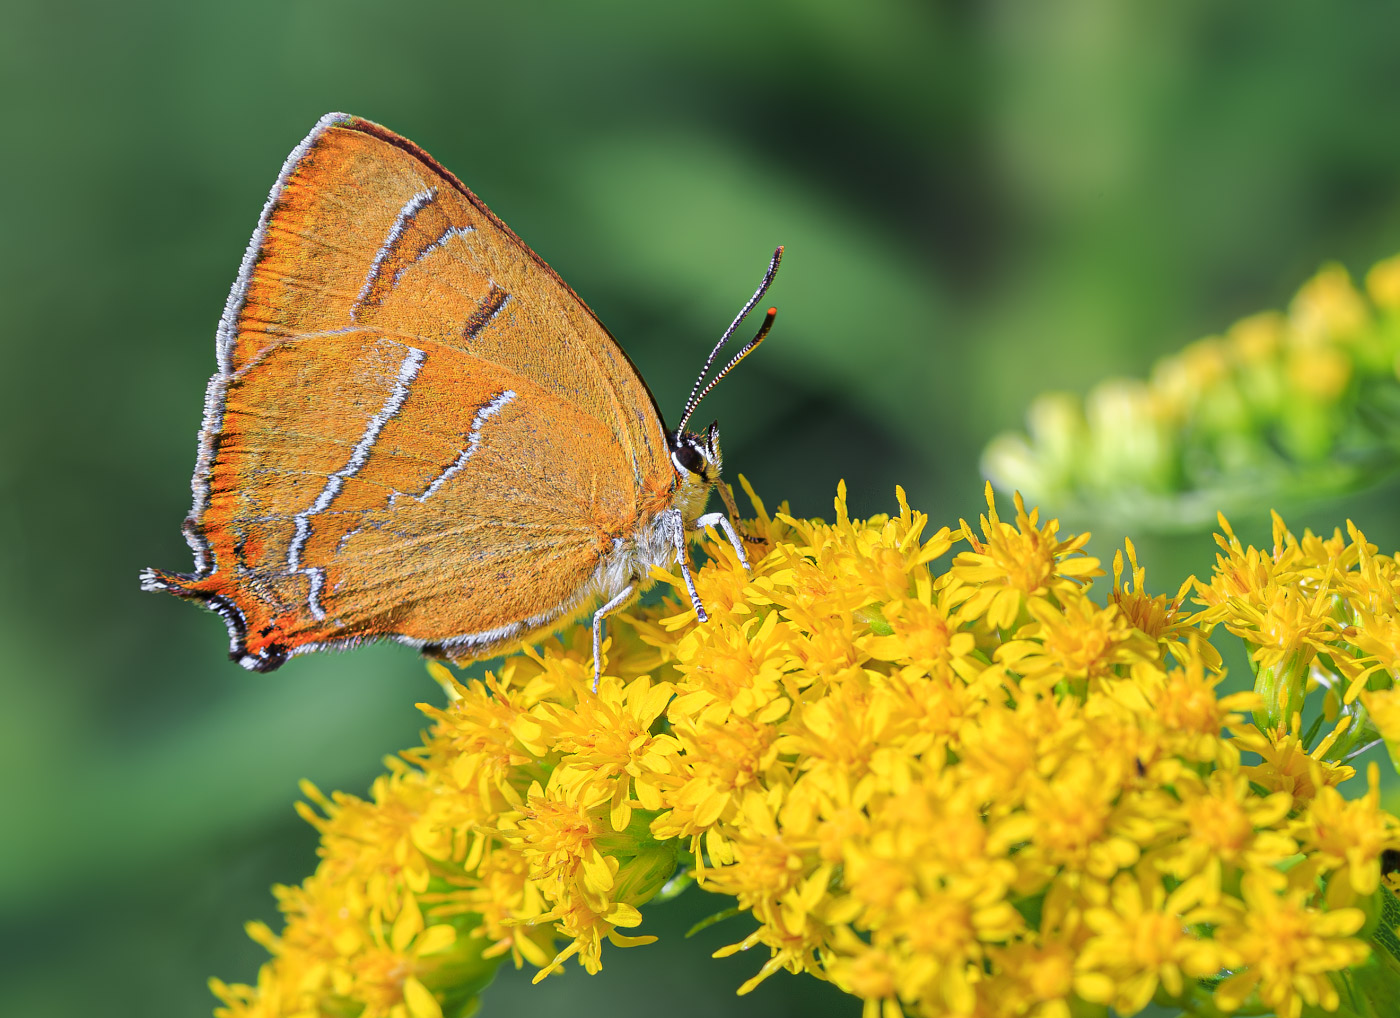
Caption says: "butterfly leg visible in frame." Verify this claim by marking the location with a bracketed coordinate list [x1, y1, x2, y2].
[591, 584, 635, 693]
[667, 508, 709, 625]
[695, 512, 751, 571]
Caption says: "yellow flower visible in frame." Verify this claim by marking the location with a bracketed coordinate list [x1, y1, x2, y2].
[1110, 538, 1202, 657]
[985, 938, 1076, 1018]
[997, 594, 1159, 695]
[863, 581, 977, 673]
[1213, 875, 1369, 1018]
[528, 897, 653, 982]
[953, 483, 1100, 631]
[1212, 582, 1336, 677]
[1292, 763, 1400, 896]
[825, 930, 903, 1018]
[1149, 652, 1258, 763]
[214, 777, 482, 1018]
[1232, 718, 1355, 805]
[534, 672, 677, 831]
[508, 783, 613, 903]
[650, 708, 783, 847]
[1153, 767, 1295, 904]
[1362, 686, 1400, 769]
[1074, 871, 1228, 1015]
[1193, 512, 1297, 613]
[1018, 754, 1165, 882]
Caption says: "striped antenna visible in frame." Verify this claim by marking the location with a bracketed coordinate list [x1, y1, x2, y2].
[676, 246, 783, 437]
[676, 308, 777, 435]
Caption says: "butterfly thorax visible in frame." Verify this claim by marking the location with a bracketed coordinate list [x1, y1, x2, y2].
[584, 421, 723, 608]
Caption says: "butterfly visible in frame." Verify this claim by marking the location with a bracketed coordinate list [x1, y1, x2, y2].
[141, 112, 780, 686]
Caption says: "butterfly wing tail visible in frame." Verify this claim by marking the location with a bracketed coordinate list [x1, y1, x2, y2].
[139, 567, 288, 672]
[139, 566, 189, 594]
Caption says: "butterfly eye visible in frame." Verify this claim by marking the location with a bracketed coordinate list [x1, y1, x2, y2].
[675, 442, 706, 475]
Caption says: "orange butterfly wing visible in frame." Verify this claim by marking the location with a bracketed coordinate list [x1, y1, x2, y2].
[144, 114, 678, 670]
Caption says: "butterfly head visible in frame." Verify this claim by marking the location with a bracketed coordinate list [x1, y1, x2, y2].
[670, 421, 722, 482]
[668, 421, 722, 524]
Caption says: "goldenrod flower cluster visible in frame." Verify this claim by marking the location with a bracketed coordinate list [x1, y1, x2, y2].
[983, 253, 1400, 530]
[1195, 511, 1400, 766]
[212, 482, 1400, 1018]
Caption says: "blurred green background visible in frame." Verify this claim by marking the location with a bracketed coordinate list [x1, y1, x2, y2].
[6, 2, 1400, 1016]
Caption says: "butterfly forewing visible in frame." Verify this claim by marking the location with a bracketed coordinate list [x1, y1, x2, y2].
[152, 114, 676, 669]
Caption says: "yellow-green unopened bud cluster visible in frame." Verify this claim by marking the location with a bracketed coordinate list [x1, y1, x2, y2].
[984, 256, 1400, 530]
